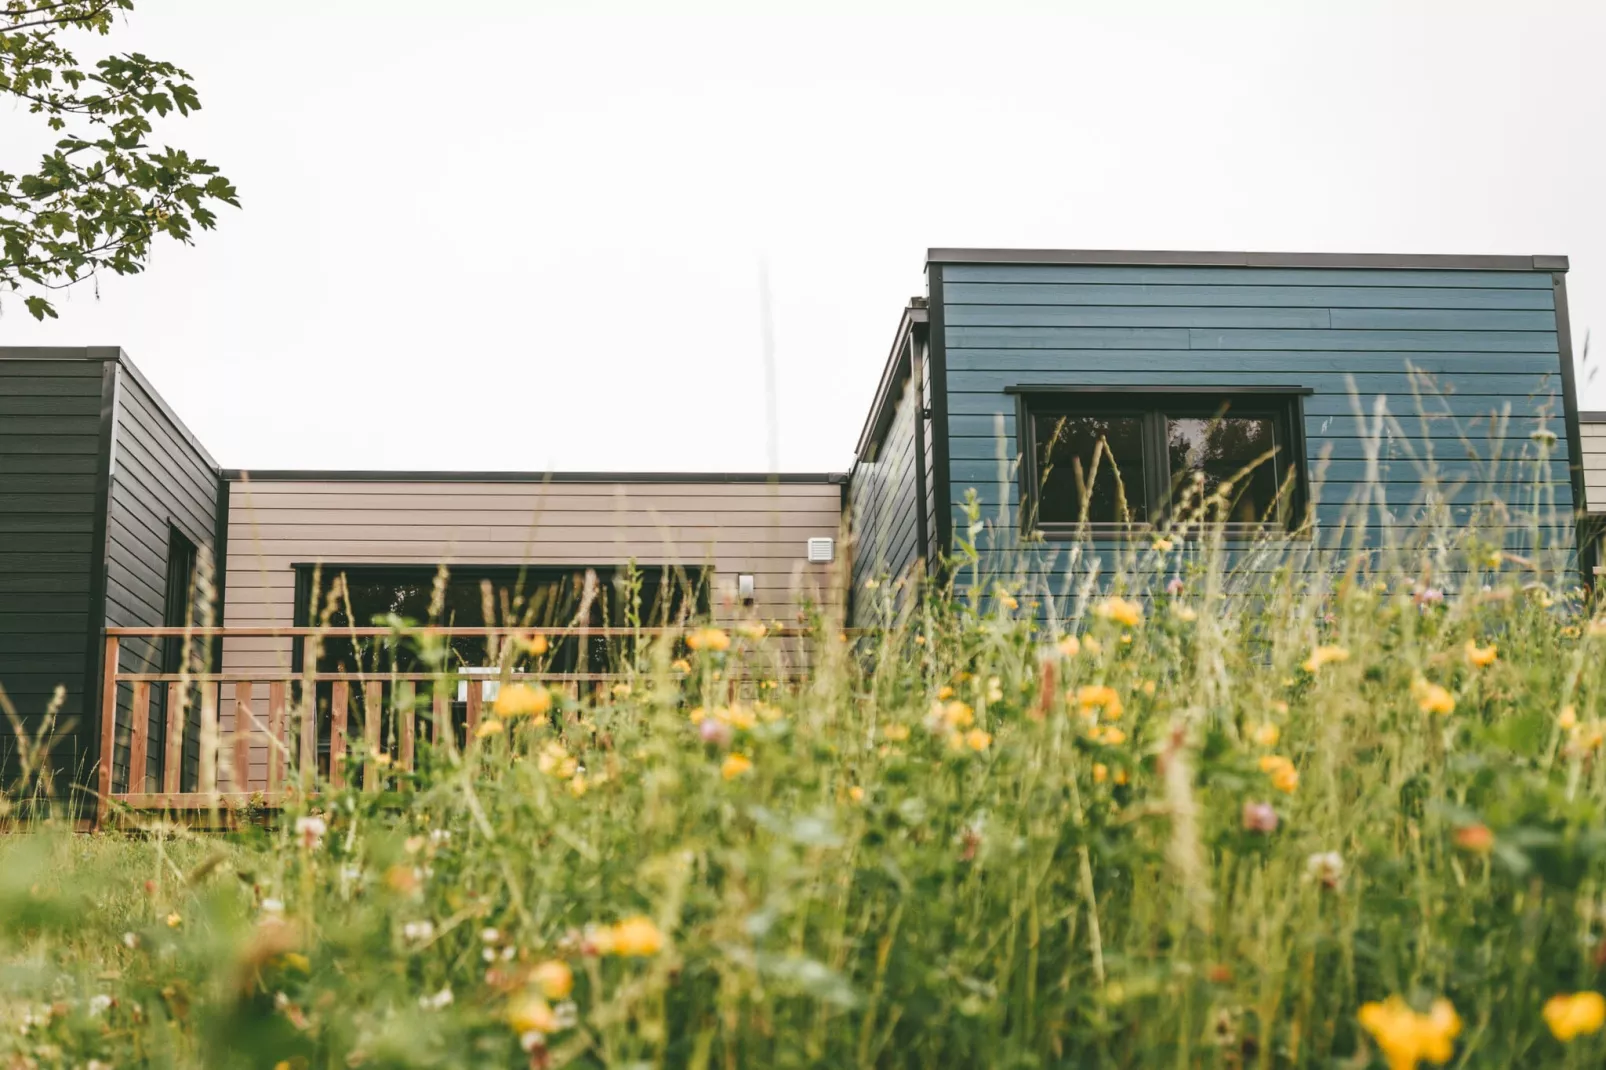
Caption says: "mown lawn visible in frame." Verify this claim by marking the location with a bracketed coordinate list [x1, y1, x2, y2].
[3, 532, 1605, 1069]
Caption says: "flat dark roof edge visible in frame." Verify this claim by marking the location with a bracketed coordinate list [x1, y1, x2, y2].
[223, 469, 848, 485]
[1579, 412, 1606, 423]
[927, 248, 1569, 272]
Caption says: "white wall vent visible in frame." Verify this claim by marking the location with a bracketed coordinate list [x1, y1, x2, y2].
[807, 537, 835, 564]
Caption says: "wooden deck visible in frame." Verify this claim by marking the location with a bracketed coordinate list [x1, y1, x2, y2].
[94, 624, 813, 826]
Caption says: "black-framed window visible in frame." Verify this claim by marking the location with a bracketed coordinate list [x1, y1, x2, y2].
[161, 525, 200, 674]
[1015, 389, 1308, 536]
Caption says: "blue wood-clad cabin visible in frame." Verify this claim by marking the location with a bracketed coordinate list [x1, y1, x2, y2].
[847, 249, 1584, 621]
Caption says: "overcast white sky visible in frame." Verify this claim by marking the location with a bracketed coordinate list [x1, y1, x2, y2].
[2, 1, 1603, 473]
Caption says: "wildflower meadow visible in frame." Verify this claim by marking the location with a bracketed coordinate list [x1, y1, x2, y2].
[4, 506, 1606, 1069]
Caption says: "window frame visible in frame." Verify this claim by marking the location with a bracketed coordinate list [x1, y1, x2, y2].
[1011, 386, 1312, 540]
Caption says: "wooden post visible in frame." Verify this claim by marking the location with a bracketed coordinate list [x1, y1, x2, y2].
[432, 687, 449, 753]
[95, 635, 120, 826]
[398, 681, 416, 771]
[234, 681, 254, 793]
[363, 680, 382, 792]
[465, 679, 482, 740]
[299, 636, 317, 787]
[198, 682, 218, 795]
[162, 682, 184, 794]
[128, 681, 151, 796]
[267, 681, 287, 793]
[329, 680, 349, 788]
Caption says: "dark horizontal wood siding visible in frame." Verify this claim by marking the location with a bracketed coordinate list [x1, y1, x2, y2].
[105, 363, 220, 795]
[849, 373, 922, 624]
[935, 263, 1576, 593]
[0, 356, 111, 802]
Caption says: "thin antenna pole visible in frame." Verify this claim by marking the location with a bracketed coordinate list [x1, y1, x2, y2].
[758, 258, 780, 475]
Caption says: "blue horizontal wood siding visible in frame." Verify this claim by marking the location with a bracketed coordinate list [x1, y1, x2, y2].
[935, 262, 1575, 596]
[849, 374, 922, 624]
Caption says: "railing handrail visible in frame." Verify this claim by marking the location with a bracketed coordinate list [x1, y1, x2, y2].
[105, 624, 815, 639]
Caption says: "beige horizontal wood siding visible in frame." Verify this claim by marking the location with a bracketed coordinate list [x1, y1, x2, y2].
[1583, 421, 1606, 513]
[221, 478, 843, 787]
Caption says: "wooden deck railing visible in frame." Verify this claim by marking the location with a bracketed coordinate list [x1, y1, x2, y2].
[94, 624, 813, 825]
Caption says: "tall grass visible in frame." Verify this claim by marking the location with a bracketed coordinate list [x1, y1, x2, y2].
[2, 426, 1605, 1068]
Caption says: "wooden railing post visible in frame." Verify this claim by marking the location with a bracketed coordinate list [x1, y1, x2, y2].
[329, 680, 349, 788]
[363, 680, 382, 792]
[398, 681, 416, 772]
[94, 635, 120, 827]
[128, 681, 151, 797]
[299, 636, 317, 788]
[267, 681, 287, 793]
[233, 681, 254, 794]
[163, 682, 184, 794]
[198, 682, 218, 796]
[465, 679, 482, 739]
[432, 687, 449, 755]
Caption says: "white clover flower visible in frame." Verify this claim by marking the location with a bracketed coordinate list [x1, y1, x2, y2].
[87, 994, 112, 1017]
[402, 920, 436, 944]
[260, 897, 285, 916]
[1305, 851, 1345, 889]
[428, 828, 451, 846]
[121, 932, 138, 950]
[418, 987, 453, 1011]
[519, 1030, 547, 1053]
[480, 927, 501, 944]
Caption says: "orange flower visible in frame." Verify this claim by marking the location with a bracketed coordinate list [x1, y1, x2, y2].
[1073, 685, 1123, 722]
[1093, 597, 1143, 628]
[493, 683, 552, 719]
[1464, 640, 1497, 668]
[686, 627, 731, 653]
[720, 753, 753, 780]
[1453, 824, 1494, 854]
[1543, 991, 1606, 1042]
[1411, 679, 1455, 716]
[1302, 645, 1350, 673]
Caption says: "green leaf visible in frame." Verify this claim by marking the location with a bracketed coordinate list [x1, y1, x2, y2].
[23, 295, 57, 320]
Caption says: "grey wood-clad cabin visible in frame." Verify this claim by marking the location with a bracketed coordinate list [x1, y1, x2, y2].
[0, 248, 1588, 807]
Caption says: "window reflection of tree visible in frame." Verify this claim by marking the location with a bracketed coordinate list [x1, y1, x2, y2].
[1167, 416, 1279, 525]
[1037, 414, 1146, 525]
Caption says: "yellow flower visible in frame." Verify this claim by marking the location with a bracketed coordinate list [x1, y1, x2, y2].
[1412, 679, 1456, 716]
[494, 683, 553, 719]
[936, 685, 955, 701]
[1259, 754, 1299, 793]
[1084, 636, 1103, 654]
[608, 915, 665, 957]
[1057, 635, 1081, 658]
[882, 724, 910, 743]
[1560, 705, 1578, 730]
[519, 633, 550, 656]
[475, 718, 505, 739]
[1113, 768, 1129, 785]
[1302, 645, 1351, 673]
[737, 621, 768, 640]
[1464, 640, 1498, 668]
[1074, 685, 1123, 722]
[998, 592, 1019, 611]
[687, 706, 707, 725]
[986, 677, 1004, 702]
[1091, 726, 1127, 746]
[567, 773, 588, 798]
[687, 627, 731, 653]
[1358, 996, 1461, 1070]
[848, 785, 865, 803]
[529, 960, 573, 1001]
[939, 700, 975, 729]
[1139, 680, 1157, 697]
[671, 658, 692, 673]
[1152, 537, 1174, 552]
[537, 741, 577, 778]
[1252, 723, 1281, 748]
[610, 683, 632, 698]
[965, 729, 993, 752]
[506, 992, 559, 1035]
[1543, 991, 1606, 1042]
[1093, 596, 1143, 628]
[721, 753, 753, 780]
[1092, 763, 1108, 783]
[165, 912, 182, 929]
